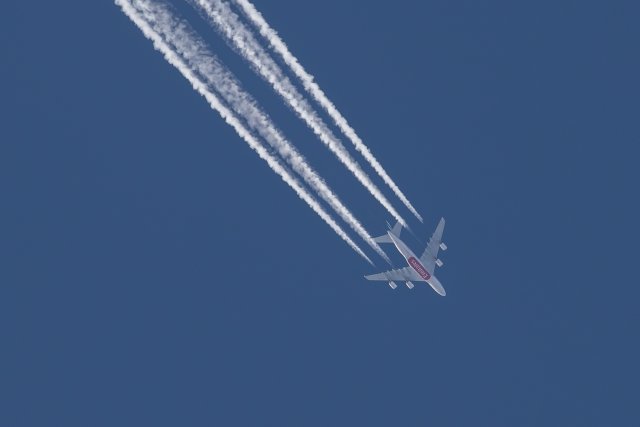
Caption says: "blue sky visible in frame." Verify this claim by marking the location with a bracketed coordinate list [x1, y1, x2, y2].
[1, 0, 639, 425]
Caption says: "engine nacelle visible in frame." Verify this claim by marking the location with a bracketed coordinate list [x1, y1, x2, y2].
[439, 242, 448, 251]
[435, 259, 444, 268]
[405, 281, 415, 289]
[388, 281, 398, 289]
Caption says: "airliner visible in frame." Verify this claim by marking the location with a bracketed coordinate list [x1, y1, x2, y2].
[365, 218, 447, 295]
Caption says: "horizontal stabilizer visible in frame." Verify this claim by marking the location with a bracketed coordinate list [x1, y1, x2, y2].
[373, 234, 392, 243]
[373, 220, 403, 244]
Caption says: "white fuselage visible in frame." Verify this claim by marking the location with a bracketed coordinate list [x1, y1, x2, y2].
[387, 232, 446, 296]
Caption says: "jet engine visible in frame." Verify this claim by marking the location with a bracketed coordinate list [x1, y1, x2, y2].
[388, 281, 398, 289]
[405, 281, 415, 289]
[435, 259, 444, 268]
[439, 242, 447, 251]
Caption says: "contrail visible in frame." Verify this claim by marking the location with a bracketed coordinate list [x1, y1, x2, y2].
[115, 0, 374, 265]
[126, 0, 390, 263]
[190, 0, 409, 229]
[231, 0, 423, 223]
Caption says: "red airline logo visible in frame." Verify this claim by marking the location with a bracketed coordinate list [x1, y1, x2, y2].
[408, 257, 431, 280]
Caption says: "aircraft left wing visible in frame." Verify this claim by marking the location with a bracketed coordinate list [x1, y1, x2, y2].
[365, 266, 421, 282]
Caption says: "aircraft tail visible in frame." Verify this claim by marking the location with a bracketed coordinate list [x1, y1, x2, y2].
[388, 220, 402, 237]
[373, 220, 402, 243]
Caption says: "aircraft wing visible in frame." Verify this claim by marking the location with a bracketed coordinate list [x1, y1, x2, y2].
[365, 266, 421, 281]
[420, 217, 445, 273]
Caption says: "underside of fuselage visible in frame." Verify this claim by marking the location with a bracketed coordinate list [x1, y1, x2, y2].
[389, 231, 446, 296]
[426, 276, 446, 296]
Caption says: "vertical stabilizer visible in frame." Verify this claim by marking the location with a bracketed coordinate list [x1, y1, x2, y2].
[387, 220, 402, 237]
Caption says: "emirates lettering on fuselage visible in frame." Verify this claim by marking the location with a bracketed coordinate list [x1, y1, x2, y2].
[408, 257, 431, 280]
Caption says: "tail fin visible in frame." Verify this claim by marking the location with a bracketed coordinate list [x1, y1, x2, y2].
[389, 220, 402, 237]
[373, 221, 402, 243]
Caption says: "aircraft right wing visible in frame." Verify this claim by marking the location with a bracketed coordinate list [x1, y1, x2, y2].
[419, 217, 446, 273]
[365, 266, 421, 282]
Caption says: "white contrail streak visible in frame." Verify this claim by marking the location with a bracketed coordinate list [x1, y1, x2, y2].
[115, 0, 374, 265]
[128, 0, 390, 262]
[191, 0, 409, 229]
[231, 0, 423, 223]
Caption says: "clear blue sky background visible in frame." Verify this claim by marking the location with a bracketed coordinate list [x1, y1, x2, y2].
[2, 0, 639, 425]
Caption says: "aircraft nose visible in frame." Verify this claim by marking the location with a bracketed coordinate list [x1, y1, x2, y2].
[428, 278, 447, 296]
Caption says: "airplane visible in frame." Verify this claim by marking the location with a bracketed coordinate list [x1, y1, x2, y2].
[365, 218, 447, 295]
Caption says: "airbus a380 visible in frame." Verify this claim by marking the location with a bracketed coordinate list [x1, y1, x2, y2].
[365, 218, 447, 295]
